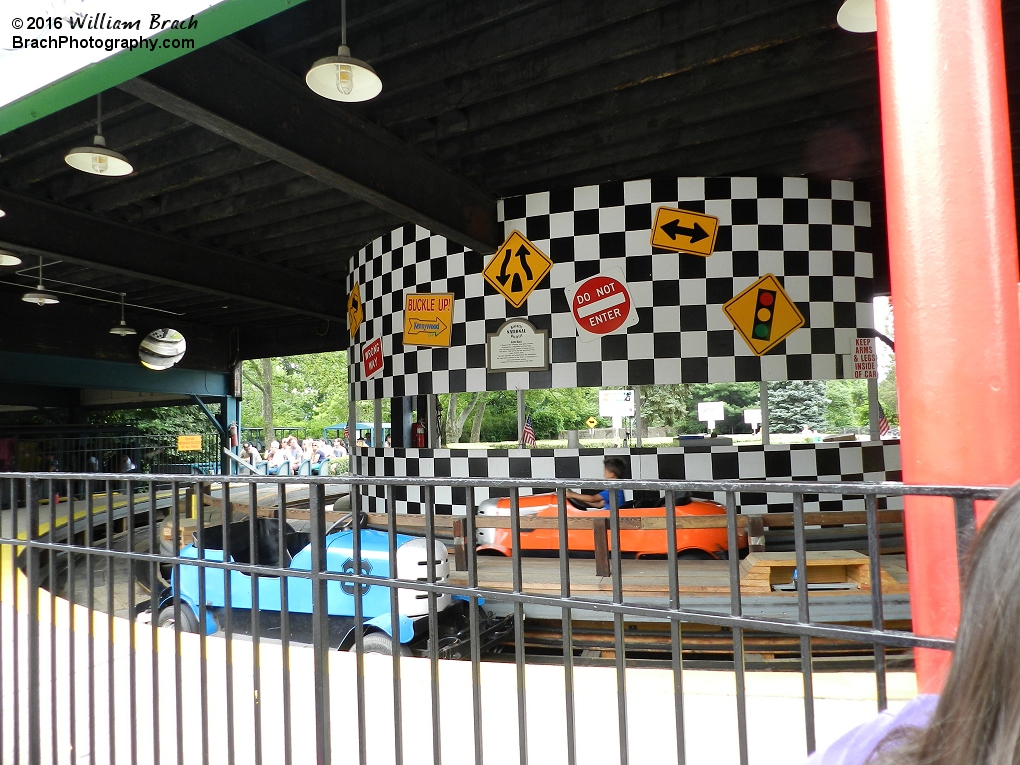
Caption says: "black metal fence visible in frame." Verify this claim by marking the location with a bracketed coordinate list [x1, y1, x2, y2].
[0, 472, 1002, 765]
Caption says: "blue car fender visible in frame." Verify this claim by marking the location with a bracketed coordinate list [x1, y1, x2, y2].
[157, 589, 217, 636]
[362, 612, 416, 644]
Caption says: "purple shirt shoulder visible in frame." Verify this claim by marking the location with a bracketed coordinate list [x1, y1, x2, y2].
[807, 695, 938, 765]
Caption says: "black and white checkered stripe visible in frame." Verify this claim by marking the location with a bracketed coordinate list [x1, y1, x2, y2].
[347, 177, 874, 398]
[354, 440, 902, 516]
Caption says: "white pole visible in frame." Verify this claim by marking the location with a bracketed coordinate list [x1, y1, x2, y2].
[759, 381, 770, 446]
[517, 389, 526, 447]
[634, 386, 642, 447]
[868, 377, 881, 441]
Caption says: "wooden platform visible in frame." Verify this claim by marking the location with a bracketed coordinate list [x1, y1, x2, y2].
[447, 553, 909, 599]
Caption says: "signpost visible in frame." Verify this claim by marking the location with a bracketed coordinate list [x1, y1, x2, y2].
[697, 401, 725, 433]
[347, 281, 364, 339]
[852, 337, 878, 379]
[567, 273, 638, 340]
[177, 434, 203, 452]
[722, 273, 805, 356]
[650, 206, 720, 257]
[744, 408, 763, 432]
[403, 292, 454, 347]
[482, 231, 554, 308]
[486, 319, 549, 372]
[599, 390, 635, 417]
[362, 338, 384, 379]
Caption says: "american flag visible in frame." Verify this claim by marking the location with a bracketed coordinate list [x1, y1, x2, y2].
[521, 414, 537, 448]
[343, 423, 350, 441]
[878, 406, 890, 438]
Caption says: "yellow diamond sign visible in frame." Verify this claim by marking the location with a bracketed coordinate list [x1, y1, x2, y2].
[585, 416, 598, 429]
[722, 274, 805, 356]
[483, 231, 553, 308]
[347, 282, 364, 339]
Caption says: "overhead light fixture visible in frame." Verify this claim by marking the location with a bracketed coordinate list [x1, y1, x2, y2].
[837, 0, 876, 33]
[64, 93, 133, 176]
[0, 207, 5, 217]
[306, 0, 382, 102]
[21, 256, 59, 305]
[110, 292, 137, 336]
[0, 249, 22, 267]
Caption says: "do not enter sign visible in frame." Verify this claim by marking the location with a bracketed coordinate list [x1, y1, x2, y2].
[567, 273, 638, 339]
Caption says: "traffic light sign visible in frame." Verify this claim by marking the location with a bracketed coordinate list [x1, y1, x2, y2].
[752, 289, 777, 341]
[722, 274, 805, 356]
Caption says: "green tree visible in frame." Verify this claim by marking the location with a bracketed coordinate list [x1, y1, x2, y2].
[825, 379, 869, 431]
[241, 352, 350, 438]
[639, 384, 692, 430]
[878, 364, 899, 427]
[767, 380, 828, 433]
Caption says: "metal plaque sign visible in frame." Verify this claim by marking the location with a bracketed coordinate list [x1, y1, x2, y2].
[486, 319, 549, 372]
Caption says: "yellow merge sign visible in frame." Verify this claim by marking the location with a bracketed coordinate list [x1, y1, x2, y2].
[347, 282, 364, 339]
[403, 292, 454, 347]
[650, 206, 720, 257]
[177, 435, 203, 452]
[483, 231, 553, 308]
[722, 274, 805, 357]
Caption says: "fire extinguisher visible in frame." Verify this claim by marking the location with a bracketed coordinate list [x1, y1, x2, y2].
[411, 421, 426, 448]
[228, 421, 239, 448]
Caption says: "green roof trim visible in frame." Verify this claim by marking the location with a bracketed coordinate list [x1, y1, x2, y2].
[0, 0, 311, 137]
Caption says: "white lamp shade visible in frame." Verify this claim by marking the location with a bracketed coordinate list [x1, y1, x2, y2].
[65, 135, 133, 176]
[110, 321, 137, 336]
[0, 250, 22, 267]
[22, 290, 59, 305]
[306, 46, 382, 102]
[139, 328, 187, 370]
[0, 207, 5, 217]
[837, 0, 877, 33]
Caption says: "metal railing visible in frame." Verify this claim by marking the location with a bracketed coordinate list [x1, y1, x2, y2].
[0, 472, 1003, 765]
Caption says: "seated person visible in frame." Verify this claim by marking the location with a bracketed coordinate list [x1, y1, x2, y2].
[565, 456, 628, 509]
[806, 479, 1020, 765]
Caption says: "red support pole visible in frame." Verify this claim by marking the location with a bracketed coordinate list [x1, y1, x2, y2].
[876, 0, 1020, 691]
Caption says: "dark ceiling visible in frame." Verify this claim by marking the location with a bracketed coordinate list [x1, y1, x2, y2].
[0, 0, 1017, 371]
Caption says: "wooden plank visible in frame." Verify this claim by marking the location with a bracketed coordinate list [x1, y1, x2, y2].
[593, 518, 610, 578]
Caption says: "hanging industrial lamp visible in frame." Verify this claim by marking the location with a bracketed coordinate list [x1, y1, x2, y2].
[0, 249, 22, 267]
[305, 0, 382, 102]
[110, 293, 137, 336]
[837, 0, 876, 33]
[64, 93, 134, 176]
[21, 257, 59, 305]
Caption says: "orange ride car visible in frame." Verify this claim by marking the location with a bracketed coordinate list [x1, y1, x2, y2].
[475, 493, 748, 560]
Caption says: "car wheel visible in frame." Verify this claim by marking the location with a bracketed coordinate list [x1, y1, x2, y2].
[676, 550, 716, 561]
[156, 604, 200, 633]
[351, 632, 411, 656]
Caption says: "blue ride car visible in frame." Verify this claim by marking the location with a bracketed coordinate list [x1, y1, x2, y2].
[153, 515, 512, 657]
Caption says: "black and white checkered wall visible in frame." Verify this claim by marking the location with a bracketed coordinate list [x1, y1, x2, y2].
[355, 440, 902, 517]
[347, 177, 874, 399]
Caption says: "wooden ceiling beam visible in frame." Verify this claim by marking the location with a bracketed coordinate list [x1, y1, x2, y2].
[0, 190, 348, 323]
[158, 175, 330, 234]
[120, 40, 500, 254]
[373, 0, 825, 130]
[205, 203, 392, 250]
[439, 29, 874, 163]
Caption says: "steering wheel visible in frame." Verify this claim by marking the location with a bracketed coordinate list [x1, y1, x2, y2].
[567, 496, 594, 511]
[325, 510, 368, 536]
